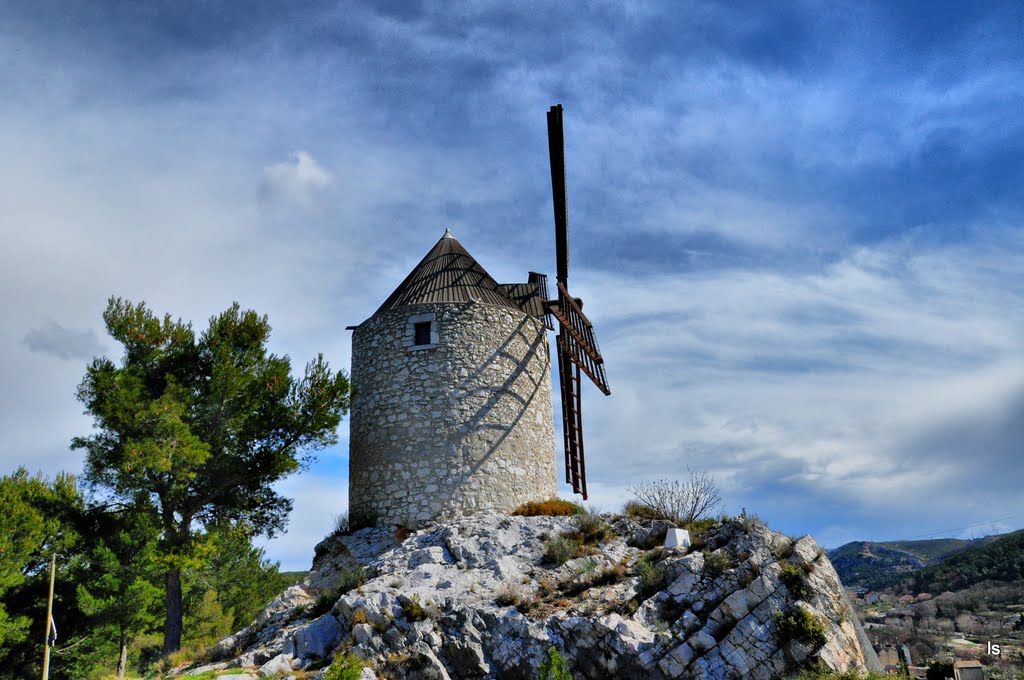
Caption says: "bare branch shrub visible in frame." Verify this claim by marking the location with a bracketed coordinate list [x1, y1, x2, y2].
[626, 467, 723, 525]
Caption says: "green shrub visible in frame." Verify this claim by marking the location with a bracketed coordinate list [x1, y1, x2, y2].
[779, 562, 810, 600]
[323, 652, 366, 680]
[308, 591, 339, 619]
[776, 607, 828, 647]
[543, 535, 583, 566]
[336, 565, 368, 592]
[570, 512, 613, 544]
[308, 565, 368, 618]
[637, 552, 668, 598]
[703, 550, 730, 578]
[513, 498, 585, 517]
[683, 517, 717, 534]
[774, 538, 796, 560]
[538, 646, 574, 680]
[402, 593, 428, 622]
[623, 500, 665, 520]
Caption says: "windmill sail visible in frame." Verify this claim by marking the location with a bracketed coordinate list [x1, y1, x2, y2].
[545, 104, 610, 499]
[557, 342, 586, 497]
[550, 282, 610, 395]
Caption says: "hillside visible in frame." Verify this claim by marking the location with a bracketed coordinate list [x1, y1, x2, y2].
[911, 528, 1024, 594]
[828, 535, 1005, 591]
[829, 541, 933, 591]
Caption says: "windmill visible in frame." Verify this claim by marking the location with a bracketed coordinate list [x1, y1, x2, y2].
[543, 104, 611, 500]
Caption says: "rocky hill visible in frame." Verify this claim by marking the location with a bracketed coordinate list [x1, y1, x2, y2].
[827, 542, 932, 591]
[828, 534, 1010, 592]
[185, 513, 880, 679]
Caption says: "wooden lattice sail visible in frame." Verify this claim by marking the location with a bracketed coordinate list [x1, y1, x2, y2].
[544, 104, 611, 499]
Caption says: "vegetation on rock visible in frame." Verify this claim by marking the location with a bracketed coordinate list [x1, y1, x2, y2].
[625, 467, 723, 525]
[777, 606, 829, 647]
[512, 498, 585, 517]
[538, 646, 574, 680]
[323, 652, 366, 680]
[780, 561, 811, 600]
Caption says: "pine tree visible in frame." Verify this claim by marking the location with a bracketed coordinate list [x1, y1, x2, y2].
[73, 298, 349, 653]
[76, 503, 162, 678]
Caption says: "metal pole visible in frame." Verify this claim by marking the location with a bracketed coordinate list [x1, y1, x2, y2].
[41, 553, 55, 680]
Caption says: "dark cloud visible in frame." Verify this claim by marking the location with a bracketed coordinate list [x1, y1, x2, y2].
[22, 320, 105, 361]
[903, 383, 1024, 494]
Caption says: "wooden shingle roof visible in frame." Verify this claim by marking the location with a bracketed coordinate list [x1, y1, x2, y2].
[372, 230, 523, 316]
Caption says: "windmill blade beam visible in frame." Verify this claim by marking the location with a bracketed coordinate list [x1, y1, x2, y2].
[547, 105, 569, 287]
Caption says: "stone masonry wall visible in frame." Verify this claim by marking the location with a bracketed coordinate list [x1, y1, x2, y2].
[349, 301, 557, 528]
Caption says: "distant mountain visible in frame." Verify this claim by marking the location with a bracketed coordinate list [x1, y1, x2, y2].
[828, 536, 1002, 591]
[911, 529, 1024, 593]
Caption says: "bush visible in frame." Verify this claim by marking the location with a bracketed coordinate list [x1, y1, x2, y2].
[495, 583, 524, 608]
[538, 646, 574, 680]
[570, 512, 613, 544]
[776, 606, 828, 647]
[780, 562, 810, 600]
[683, 517, 718, 534]
[774, 538, 796, 560]
[323, 652, 366, 680]
[308, 591, 339, 619]
[309, 565, 368, 618]
[327, 511, 349, 538]
[703, 550, 730, 578]
[513, 498, 585, 517]
[623, 500, 665, 520]
[637, 552, 668, 599]
[626, 468, 723, 525]
[595, 561, 628, 587]
[337, 565, 368, 592]
[402, 593, 428, 622]
[543, 535, 583, 566]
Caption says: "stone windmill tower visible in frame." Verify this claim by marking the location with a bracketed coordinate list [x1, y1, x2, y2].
[347, 229, 558, 528]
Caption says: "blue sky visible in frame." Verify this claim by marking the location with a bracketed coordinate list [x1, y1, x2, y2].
[3, 1, 1024, 571]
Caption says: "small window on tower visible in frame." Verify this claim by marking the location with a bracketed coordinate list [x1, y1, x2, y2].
[414, 322, 432, 346]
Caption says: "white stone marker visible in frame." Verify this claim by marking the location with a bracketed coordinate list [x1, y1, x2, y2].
[664, 528, 691, 549]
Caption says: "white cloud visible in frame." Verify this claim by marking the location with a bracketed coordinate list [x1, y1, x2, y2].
[572, 231, 1024, 538]
[260, 151, 333, 209]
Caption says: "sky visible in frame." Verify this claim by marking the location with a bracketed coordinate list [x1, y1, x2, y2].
[3, 1, 1024, 572]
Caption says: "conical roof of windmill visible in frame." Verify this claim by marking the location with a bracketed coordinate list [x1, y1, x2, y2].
[372, 229, 522, 316]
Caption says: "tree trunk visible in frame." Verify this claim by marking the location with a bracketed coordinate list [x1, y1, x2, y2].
[163, 568, 184, 655]
[117, 624, 128, 678]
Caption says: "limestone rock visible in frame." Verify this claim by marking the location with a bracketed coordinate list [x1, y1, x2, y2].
[258, 653, 293, 676]
[195, 512, 879, 679]
[294, 613, 342, 659]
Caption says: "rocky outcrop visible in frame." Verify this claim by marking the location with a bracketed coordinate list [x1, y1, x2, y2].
[192, 513, 878, 679]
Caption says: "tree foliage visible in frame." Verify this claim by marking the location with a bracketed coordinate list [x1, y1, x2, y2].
[73, 298, 349, 653]
[0, 469, 84, 679]
[912, 529, 1024, 593]
[0, 469, 80, 649]
[182, 522, 285, 643]
[76, 503, 163, 678]
[626, 467, 723, 525]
